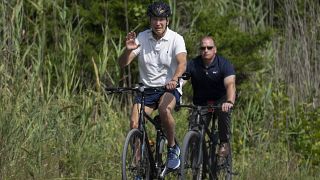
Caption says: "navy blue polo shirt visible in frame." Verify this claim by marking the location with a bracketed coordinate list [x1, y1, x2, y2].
[186, 55, 235, 105]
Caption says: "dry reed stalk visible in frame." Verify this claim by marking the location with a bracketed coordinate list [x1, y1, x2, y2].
[274, 0, 319, 107]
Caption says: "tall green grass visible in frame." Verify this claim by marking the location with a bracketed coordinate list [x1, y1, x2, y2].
[231, 40, 320, 179]
[273, 0, 320, 105]
[0, 0, 125, 179]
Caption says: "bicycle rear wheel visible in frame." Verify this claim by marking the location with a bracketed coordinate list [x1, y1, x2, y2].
[212, 143, 232, 180]
[122, 129, 151, 180]
[180, 130, 202, 180]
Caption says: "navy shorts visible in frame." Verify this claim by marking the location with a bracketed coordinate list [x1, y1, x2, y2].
[134, 89, 181, 108]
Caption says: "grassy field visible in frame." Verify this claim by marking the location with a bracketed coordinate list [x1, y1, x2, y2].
[0, 84, 319, 179]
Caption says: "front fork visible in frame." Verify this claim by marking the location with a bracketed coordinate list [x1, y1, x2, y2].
[155, 130, 165, 169]
[196, 125, 205, 179]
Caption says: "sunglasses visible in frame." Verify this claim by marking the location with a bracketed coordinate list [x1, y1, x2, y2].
[200, 46, 214, 50]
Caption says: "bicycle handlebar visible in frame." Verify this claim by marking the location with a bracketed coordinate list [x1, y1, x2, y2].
[177, 104, 234, 114]
[105, 74, 187, 94]
[105, 84, 166, 94]
[177, 104, 222, 111]
[105, 87, 139, 93]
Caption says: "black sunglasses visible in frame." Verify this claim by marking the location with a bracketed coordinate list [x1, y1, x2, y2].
[200, 46, 214, 50]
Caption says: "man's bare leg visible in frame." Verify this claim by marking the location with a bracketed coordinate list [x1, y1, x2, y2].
[158, 93, 176, 147]
[130, 104, 154, 129]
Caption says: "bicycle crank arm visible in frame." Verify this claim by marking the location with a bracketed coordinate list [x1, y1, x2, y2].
[159, 166, 168, 179]
[160, 166, 180, 179]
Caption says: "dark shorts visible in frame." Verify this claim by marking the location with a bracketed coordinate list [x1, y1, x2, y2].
[134, 89, 181, 108]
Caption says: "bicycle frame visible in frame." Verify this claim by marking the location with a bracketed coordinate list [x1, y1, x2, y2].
[106, 84, 171, 179]
[179, 104, 232, 179]
[192, 106, 217, 177]
[136, 86, 170, 178]
[140, 111, 167, 178]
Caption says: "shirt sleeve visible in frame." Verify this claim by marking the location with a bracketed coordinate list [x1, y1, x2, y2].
[222, 59, 236, 78]
[174, 33, 187, 55]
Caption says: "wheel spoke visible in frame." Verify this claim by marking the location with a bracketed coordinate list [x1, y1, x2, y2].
[122, 129, 151, 179]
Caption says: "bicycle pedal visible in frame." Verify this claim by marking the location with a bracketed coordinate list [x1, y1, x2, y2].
[160, 166, 180, 179]
[167, 166, 180, 172]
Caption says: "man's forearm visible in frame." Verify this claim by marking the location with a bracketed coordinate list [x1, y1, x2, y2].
[224, 75, 236, 103]
[173, 64, 186, 81]
[118, 49, 134, 68]
[226, 86, 236, 103]
[172, 53, 187, 81]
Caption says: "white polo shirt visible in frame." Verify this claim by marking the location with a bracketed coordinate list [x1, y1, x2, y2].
[133, 28, 187, 94]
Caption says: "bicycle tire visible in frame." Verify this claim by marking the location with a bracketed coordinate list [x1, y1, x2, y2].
[212, 143, 232, 180]
[122, 129, 151, 180]
[180, 130, 202, 180]
[225, 143, 232, 180]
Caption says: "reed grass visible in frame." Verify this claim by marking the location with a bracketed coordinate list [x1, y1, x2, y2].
[274, 0, 320, 106]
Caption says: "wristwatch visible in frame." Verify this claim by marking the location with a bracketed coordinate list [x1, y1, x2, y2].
[226, 100, 234, 105]
[171, 79, 179, 84]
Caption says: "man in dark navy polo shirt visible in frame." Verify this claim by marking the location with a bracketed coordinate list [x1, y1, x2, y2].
[186, 36, 236, 157]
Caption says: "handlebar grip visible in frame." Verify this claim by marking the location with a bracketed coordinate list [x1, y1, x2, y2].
[105, 88, 118, 91]
[176, 81, 180, 88]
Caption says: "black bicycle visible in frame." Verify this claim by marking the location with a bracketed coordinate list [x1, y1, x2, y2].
[105, 84, 180, 180]
[178, 104, 233, 180]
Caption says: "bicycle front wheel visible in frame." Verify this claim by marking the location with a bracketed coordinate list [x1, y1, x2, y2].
[180, 130, 202, 180]
[122, 129, 151, 180]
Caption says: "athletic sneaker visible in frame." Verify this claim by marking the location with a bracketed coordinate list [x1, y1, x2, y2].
[167, 145, 181, 169]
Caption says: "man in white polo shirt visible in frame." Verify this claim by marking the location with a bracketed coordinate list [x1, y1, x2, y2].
[118, 1, 187, 170]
